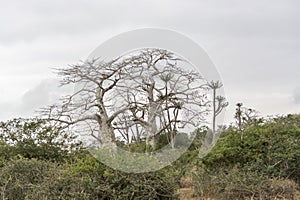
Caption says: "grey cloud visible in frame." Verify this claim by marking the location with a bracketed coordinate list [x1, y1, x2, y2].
[20, 79, 72, 113]
[20, 79, 58, 112]
[0, 102, 17, 121]
[0, 79, 72, 121]
[0, 0, 300, 121]
[0, 1, 123, 44]
[1, 0, 300, 44]
[293, 87, 300, 104]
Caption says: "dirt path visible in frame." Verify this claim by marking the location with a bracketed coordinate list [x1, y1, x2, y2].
[177, 188, 199, 200]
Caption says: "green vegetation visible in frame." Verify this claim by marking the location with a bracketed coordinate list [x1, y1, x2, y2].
[0, 114, 299, 199]
[0, 118, 179, 199]
[192, 114, 300, 199]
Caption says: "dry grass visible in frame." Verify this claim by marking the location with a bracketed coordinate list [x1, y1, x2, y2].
[178, 176, 300, 200]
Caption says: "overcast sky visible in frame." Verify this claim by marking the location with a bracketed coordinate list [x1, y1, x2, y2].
[0, 0, 299, 124]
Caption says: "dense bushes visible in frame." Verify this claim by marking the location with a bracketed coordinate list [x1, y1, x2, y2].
[192, 114, 300, 199]
[0, 118, 180, 199]
[0, 154, 179, 199]
[192, 165, 299, 200]
[203, 114, 300, 182]
[1, 115, 300, 199]
[0, 118, 82, 162]
[0, 158, 51, 199]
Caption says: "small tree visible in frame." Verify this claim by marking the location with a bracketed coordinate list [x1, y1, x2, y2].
[234, 103, 259, 139]
[235, 102, 243, 130]
[234, 103, 259, 129]
[207, 81, 228, 144]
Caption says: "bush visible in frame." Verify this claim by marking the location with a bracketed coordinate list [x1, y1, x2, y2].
[0, 118, 82, 162]
[0, 157, 53, 200]
[203, 115, 300, 183]
[0, 154, 179, 199]
[192, 166, 299, 200]
[190, 115, 300, 199]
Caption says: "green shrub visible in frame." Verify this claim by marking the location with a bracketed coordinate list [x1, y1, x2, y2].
[0, 154, 179, 199]
[192, 166, 299, 200]
[0, 118, 82, 163]
[0, 157, 53, 200]
[203, 115, 300, 183]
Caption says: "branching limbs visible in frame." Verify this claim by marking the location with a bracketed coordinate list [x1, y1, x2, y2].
[41, 49, 210, 150]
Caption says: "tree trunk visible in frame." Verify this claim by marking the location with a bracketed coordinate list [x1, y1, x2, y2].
[212, 88, 216, 144]
[146, 102, 158, 150]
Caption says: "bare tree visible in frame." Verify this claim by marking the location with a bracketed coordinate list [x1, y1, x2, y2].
[41, 58, 130, 147]
[235, 102, 243, 130]
[207, 80, 228, 144]
[42, 49, 209, 150]
[115, 49, 209, 149]
[234, 102, 259, 139]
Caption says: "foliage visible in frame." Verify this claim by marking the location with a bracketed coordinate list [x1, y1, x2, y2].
[98, 167, 179, 199]
[0, 152, 179, 199]
[0, 157, 53, 200]
[0, 118, 82, 162]
[191, 114, 300, 199]
[192, 165, 299, 200]
[203, 114, 300, 182]
[1, 114, 300, 199]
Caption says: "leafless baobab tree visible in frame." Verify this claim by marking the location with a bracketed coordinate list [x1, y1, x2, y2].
[113, 49, 209, 148]
[41, 49, 209, 150]
[41, 58, 131, 147]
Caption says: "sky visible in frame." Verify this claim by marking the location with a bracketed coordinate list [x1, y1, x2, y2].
[0, 0, 299, 125]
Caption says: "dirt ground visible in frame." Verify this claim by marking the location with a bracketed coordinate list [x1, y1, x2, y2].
[177, 188, 198, 200]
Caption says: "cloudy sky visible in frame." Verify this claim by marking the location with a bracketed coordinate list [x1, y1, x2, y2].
[0, 0, 299, 124]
